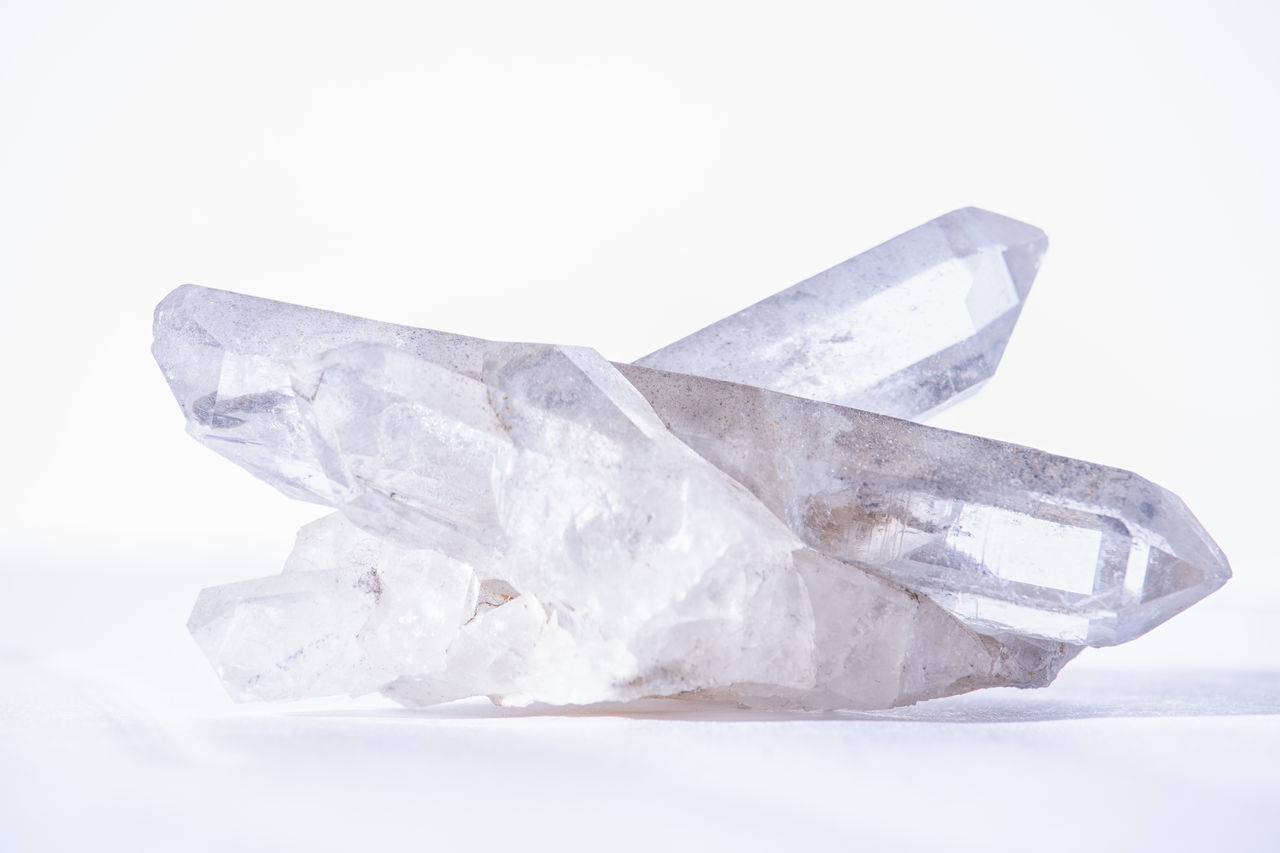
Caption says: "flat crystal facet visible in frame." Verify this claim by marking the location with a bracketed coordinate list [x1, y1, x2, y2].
[155, 286, 1077, 709]
[637, 207, 1047, 420]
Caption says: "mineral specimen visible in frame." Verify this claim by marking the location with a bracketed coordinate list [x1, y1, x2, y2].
[155, 211, 1229, 711]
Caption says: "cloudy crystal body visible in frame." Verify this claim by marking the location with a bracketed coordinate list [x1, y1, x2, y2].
[638, 207, 1047, 420]
[173, 333, 1069, 709]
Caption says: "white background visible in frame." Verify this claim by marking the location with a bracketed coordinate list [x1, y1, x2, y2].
[2, 2, 1277, 850]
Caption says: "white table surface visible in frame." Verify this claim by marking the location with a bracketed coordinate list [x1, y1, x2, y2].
[3, 563, 1276, 852]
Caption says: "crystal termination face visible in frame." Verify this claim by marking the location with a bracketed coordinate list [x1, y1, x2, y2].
[617, 364, 1229, 647]
[154, 213, 1229, 711]
[639, 207, 1047, 420]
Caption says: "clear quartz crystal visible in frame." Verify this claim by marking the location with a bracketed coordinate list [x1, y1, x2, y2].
[154, 211, 1228, 709]
[617, 365, 1231, 646]
[637, 207, 1047, 420]
[178, 337, 1070, 709]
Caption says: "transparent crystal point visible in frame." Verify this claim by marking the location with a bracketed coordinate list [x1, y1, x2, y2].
[636, 207, 1048, 420]
[188, 514, 481, 701]
[152, 283, 495, 506]
[619, 364, 1231, 645]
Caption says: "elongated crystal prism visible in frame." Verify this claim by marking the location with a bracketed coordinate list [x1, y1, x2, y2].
[618, 365, 1231, 645]
[637, 207, 1047, 420]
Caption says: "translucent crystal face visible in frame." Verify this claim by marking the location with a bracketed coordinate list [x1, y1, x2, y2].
[620, 365, 1230, 646]
[174, 331, 1072, 710]
[153, 209, 1229, 711]
[638, 207, 1048, 420]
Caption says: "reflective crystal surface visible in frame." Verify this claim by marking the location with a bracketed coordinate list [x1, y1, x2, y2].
[618, 365, 1231, 646]
[637, 207, 1047, 420]
[154, 209, 1229, 709]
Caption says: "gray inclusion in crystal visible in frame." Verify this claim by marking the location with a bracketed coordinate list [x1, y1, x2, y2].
[618, 365, 1231, 646]
[636, 207, 1047, 421]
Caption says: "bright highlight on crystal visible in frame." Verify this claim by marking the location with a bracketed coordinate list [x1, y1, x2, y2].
[154, 209, 1229, 711]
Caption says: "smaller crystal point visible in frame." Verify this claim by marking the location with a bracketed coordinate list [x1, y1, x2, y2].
[188, 513, 480, 701]
[636, 207, 1048, 420]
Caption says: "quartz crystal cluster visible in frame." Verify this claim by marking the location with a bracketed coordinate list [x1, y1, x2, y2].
[154, 208, 1230, 710]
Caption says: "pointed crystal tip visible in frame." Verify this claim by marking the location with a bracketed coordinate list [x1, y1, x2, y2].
[619, 363, 1230, 648]
[636, 207, 1049, 421]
